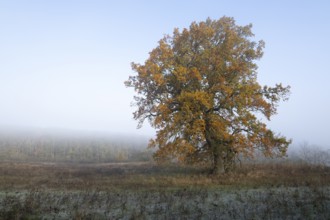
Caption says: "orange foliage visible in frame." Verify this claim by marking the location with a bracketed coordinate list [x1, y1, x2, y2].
[125, 17, 291, 173]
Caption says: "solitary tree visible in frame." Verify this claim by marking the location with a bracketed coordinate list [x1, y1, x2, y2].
[125, 17, 291, 174]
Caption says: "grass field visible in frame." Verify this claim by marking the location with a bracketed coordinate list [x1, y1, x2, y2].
[0, 160, 329, 219]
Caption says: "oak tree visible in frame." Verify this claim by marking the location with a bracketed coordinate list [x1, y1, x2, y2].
[125, 17, 291, 174]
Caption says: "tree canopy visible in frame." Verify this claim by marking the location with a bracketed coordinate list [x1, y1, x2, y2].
[125, 17, 291, 173]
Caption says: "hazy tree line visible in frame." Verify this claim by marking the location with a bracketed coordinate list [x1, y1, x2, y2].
[289, 143, 330, 167]
[0, 132, 153, 163]
[242, 143, 330, 167]
[0, 131, 328, 167]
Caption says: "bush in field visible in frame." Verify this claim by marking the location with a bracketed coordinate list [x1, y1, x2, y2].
[297, 142, 330, 166]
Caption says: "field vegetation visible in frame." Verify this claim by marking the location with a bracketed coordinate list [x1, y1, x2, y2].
[0, 132, 329, 219]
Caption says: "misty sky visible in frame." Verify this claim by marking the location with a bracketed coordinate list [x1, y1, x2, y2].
[0, 1, 329, 148]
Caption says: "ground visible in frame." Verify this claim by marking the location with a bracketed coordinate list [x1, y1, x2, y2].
[0, 161, 329, 219]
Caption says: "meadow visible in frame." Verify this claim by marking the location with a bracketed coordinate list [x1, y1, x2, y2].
[0, 132, 329, 219]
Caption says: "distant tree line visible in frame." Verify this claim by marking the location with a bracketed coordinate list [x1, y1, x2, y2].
[0, 133, 153, 163]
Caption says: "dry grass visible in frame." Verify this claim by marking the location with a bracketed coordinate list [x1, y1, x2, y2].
[0, 161, 329, 191]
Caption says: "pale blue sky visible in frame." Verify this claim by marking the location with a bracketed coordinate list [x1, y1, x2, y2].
[0, 0, 329, 148]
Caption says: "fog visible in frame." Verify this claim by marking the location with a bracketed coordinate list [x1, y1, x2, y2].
[1, 1, 330, 149]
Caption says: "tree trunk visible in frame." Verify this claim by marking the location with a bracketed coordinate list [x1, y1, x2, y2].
[205, 128, 225, 174]
[223, 147, 237, 173]
[212, 147, 237, 174]
[212, 148, 225, 174]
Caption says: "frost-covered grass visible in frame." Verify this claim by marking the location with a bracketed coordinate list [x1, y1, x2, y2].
[1, 186, 329, 219]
